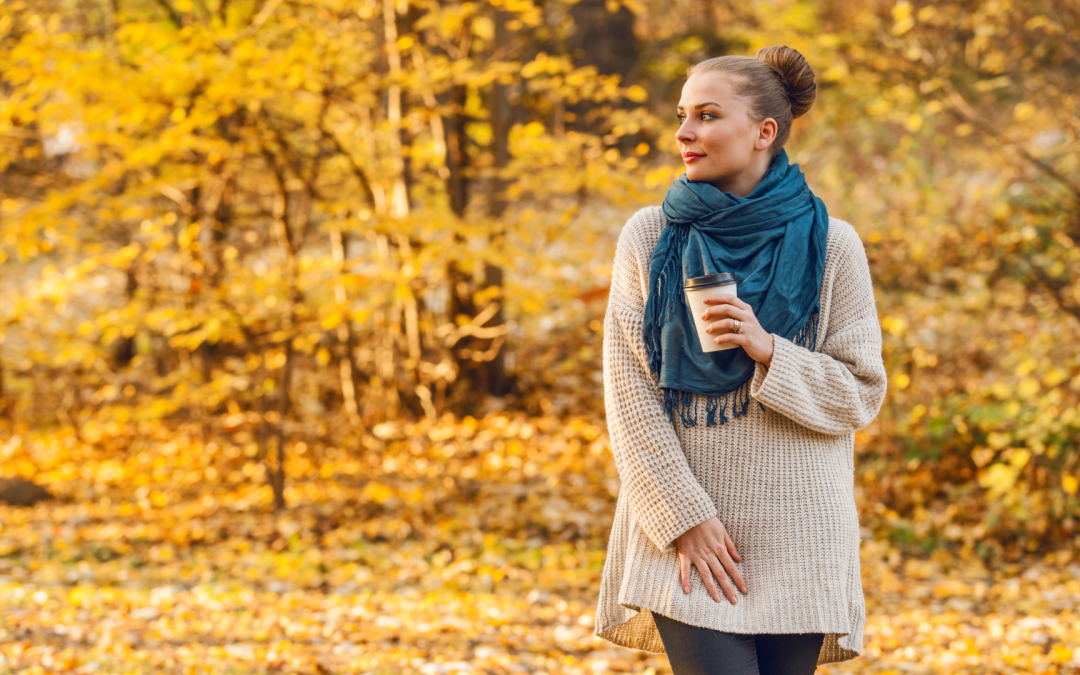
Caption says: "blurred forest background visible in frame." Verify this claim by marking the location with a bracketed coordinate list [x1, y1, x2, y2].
[2, 0, 1080, 673]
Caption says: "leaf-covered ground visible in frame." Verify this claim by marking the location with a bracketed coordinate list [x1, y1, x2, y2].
[2, 416, 1079, 674]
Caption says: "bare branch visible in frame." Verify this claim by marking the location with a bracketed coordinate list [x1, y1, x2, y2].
[153, 0, 184, 29]
[239, 0, 284, 42]
[937, 80, 1080, 201]
[318, 125, 378, 211]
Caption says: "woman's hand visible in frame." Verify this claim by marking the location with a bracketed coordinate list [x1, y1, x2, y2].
[675, 516, 747, 604]
[702, 295, 775, 366]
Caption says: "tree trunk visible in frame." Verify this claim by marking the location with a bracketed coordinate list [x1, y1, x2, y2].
[260, 151, 305, 511]
[482, 9, 513, 397]
[569, 0, 637, 80]
[444, 85, 469, 219]
[568, 0, 639, 133]
[444, 81, 475, 404]
[271, 339, 291, 511]
[330, 222, 364, 435]
[384, 0, 410, 219]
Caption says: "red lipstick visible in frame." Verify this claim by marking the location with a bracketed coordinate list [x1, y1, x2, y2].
[682, 152, 704, 163]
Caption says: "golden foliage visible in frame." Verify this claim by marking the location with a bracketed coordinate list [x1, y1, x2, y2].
[0, 0, 1079, 625]
[2, 418, 1080, 673]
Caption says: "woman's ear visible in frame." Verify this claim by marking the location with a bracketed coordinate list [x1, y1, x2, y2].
[755, 118, 778, 151]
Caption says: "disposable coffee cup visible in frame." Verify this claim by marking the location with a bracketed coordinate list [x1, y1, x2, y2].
[684, 272, 738, 352]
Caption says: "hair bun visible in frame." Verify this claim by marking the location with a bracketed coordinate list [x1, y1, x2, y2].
[755, 46, 816, 118]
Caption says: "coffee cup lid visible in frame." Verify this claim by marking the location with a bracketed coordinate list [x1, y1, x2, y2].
[684, 272, 736, 290]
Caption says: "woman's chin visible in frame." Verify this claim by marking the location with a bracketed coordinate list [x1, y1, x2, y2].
[684, 166, 717, 183]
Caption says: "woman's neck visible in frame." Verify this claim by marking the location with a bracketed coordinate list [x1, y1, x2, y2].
[709, 151, 773, 197]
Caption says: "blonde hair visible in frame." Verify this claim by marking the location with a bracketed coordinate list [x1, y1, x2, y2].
[687, 46, 817, 156]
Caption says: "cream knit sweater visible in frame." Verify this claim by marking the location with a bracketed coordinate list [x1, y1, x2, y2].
[594, 206, 886, 665]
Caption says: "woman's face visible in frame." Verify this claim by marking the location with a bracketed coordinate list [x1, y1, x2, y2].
[676, 72, 775, 193]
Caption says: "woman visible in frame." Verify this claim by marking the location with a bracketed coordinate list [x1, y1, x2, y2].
[593, 46, 887, 675]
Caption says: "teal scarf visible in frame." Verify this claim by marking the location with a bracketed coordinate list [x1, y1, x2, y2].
[643, 150, 829, 426]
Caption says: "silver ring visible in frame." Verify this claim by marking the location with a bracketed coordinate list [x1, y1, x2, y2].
[732, 319, 743, 334]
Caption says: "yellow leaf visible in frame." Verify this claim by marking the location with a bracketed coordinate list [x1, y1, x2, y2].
[1014, 102, 1036, 122]
[1025, 16, 1050, 30]
[882, 316, 906, 336]
[1009, 449, 1031, 468]
[1015, 358, 1037, 376]
[320, 311, 342, 331]
[1017, 378, 1039, 398]
[625, 85, 648, 103]
[362, 481, 395, 504]
[1063, 475, 1079, 496]
[991, 382, 1012, 399]
[472, 16, 494, 40]
[1043, 368, 1069, 387]
[892, 16, 915, 35]
[971, 447, 995, 468]
[891, 1, 912, 21]
[978, 463, 1019, 497]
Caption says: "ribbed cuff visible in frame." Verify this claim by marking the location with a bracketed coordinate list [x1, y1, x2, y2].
[653, 501, 718, 554]
[750, 334, 799, 411]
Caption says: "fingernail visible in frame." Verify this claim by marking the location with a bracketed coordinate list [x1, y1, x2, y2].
[683, 585, 689, 593]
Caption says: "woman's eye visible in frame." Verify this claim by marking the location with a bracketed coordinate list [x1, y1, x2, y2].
[700, 112, 716, 121]
[677, 113, 686, 122]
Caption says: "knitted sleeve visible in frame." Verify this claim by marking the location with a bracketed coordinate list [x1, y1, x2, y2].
[749, 222, 887, 435]
[604, 210, 718, 553]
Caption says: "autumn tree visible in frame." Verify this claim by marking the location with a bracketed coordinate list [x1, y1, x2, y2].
[0, 0, 657, 509]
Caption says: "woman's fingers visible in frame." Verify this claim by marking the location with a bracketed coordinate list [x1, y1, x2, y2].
[703, 294, 751, 311]
[702, 304, 754, 327]
[693, 557, 725, 603]
[674, 518, 747, 603]
[703, 555, 739, 604]
[705, 318, 745, 335]
[701, 303, 745, 320]
[713, 324, 776, 366]
[726, 533, 742, 563]
[712, 332, 747, 345]
[721, 551, 747, 595]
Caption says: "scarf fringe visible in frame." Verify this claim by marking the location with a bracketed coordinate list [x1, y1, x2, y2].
[791, 306, 820, 351]
[660, 307, 820, 427]
[644, 225, 690, 380]
[663, 383, 750, 427]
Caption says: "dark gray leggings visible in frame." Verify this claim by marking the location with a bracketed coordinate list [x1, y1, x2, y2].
[653, 613, 824, 675]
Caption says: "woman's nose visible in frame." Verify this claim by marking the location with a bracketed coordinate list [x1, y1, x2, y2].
[675, 122, 694, 145]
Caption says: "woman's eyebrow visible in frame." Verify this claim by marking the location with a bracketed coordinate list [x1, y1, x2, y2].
[676, 102, 724, 110]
